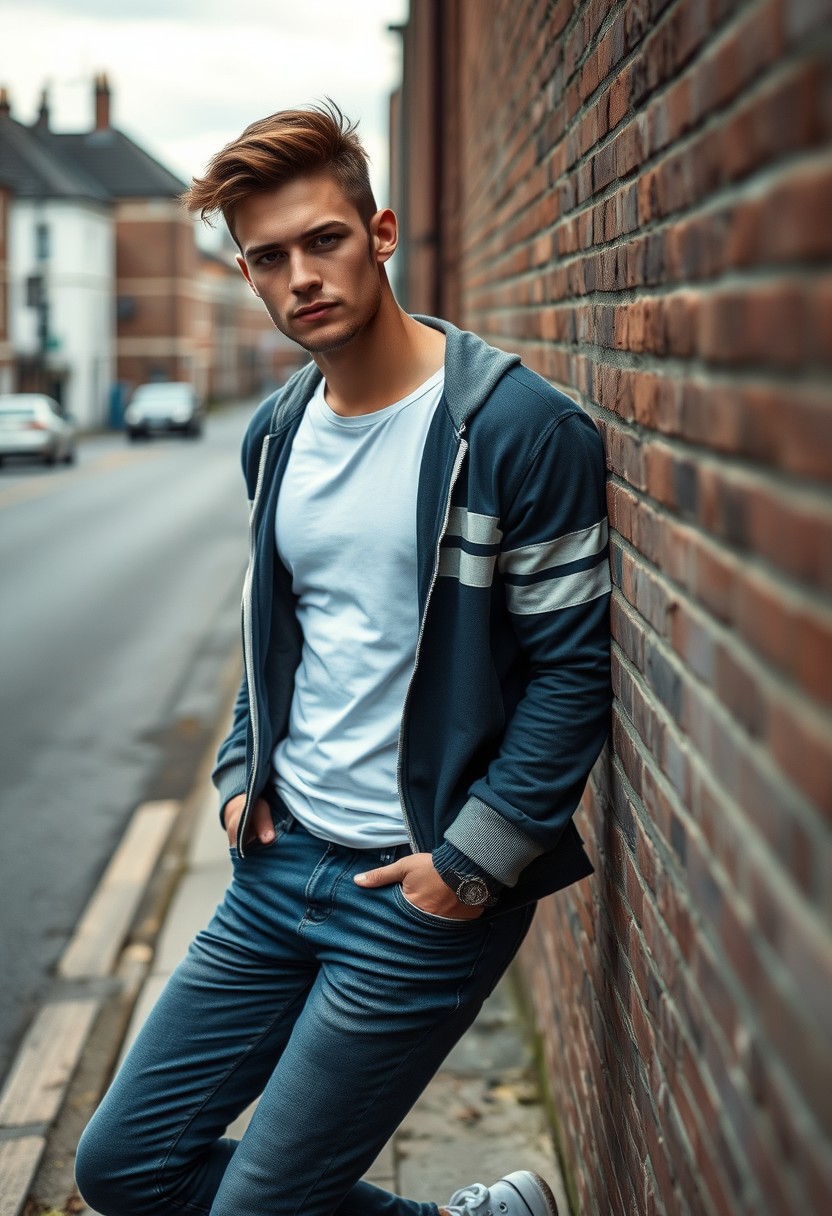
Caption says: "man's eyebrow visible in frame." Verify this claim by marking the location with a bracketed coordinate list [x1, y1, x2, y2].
[244, 219, 351, 260]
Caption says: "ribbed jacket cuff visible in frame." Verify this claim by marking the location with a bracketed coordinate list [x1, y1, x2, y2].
[213, 761, 248, 826]
[431, 841, 502, 890]
[443, 796, 547, 888]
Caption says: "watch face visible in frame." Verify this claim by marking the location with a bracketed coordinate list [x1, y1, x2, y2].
[457, 877, 489, 906]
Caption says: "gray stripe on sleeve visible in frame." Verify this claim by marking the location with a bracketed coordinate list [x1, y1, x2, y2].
[438, 547, 497, 588]
[499, 519, 608, 577]
[505, 560, 611, 615]
[446, 506, 503, 545]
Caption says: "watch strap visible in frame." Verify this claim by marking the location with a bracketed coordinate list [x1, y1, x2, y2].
[432, 841, 503, 907]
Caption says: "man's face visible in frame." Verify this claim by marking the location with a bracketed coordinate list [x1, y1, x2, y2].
[235, 172, 392, 355]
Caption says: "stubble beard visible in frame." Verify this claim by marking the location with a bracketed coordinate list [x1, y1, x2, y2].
[274, 273, 383, 356]
[292, 316, 366, 355]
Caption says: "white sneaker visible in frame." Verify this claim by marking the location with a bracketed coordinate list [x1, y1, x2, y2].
[445, 1170, 559, 1216]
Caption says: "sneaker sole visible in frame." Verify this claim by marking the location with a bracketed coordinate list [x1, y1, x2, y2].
[502, 1170, 559, 1216]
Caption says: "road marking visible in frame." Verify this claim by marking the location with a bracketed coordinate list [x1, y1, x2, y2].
[0, 447, 162, 511]
[59, 800, 179, 980]
[0, 1136, 46, 1216]
[0, 999, 100, 1128]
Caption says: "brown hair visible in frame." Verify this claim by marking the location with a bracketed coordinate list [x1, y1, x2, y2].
[182, 101, 376, 239]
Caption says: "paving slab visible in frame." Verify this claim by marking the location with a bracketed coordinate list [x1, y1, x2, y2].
[115, 974, 167, 1067]
[153, 862, 230, 973]
[0, 1136, 46, 1216]
[0, 999, 100, 1128]
[364, 1138, 396, 1187]
[395, 982, 567, 1212]
[189, 789, 229, 868]
[59, 801, 179, 980]
[396, 1066, 563, 1207]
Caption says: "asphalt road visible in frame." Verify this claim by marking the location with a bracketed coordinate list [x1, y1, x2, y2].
[0, 407, 255, 1082]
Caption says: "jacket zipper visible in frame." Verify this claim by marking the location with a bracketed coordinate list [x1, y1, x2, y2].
[396, 425, 469, 852]
[239, 434, 272, 855]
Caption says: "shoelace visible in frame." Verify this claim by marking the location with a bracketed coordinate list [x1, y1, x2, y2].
[446, 1182, 493, 1214]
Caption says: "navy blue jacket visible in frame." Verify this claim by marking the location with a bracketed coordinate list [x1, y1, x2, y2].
[213, 316, 611, 911]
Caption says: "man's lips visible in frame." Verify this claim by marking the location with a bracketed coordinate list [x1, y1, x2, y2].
[293, 302, 338, 321]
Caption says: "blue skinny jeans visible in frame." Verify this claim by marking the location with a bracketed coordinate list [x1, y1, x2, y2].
[75, 807, 535, 1215]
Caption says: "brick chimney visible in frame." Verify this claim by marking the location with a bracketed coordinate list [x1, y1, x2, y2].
[94, 72, 110, 131]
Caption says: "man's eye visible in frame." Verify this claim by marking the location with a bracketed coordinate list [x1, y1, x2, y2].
[313, 234, 338, 249]
[255, 251, 283, 267]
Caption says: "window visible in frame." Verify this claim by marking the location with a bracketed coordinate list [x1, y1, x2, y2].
[35, 222, 50, 261]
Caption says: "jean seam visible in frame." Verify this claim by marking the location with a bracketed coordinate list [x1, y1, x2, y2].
[299, 845, 336, 931]
[300, 857, 355, 927]
[153, 985, 311, 1210]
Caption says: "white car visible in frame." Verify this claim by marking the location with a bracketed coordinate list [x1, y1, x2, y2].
[0, 394, 77, 466]
[125, 382, 204, 440]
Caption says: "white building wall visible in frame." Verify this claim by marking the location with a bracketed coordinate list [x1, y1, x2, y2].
[9, 199, 115, 429]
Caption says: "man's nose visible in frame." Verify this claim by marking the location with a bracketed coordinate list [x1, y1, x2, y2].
[289, 253, 322, 294]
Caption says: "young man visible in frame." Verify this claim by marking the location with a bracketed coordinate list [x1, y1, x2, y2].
[76, 104, 611, 1216]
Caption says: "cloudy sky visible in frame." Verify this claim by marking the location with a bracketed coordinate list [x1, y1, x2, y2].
[0, 0, 408, 204]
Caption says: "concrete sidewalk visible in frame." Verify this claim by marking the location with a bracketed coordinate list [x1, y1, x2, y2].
[75, 783, 568, 1214]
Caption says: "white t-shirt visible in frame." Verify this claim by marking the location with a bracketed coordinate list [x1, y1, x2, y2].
[271, 368, 445, 847]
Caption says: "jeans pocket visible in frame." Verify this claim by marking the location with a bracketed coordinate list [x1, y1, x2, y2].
[393, 883, 483, 930]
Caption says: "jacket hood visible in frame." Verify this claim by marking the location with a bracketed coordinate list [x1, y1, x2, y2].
[266, 314, 520, 436]
[412, 315, 520, 431]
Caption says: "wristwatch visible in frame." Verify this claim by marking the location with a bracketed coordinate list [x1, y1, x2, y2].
[443, 870, 500, 908]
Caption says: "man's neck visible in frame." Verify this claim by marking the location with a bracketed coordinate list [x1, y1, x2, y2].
[315, 294, 446, 417]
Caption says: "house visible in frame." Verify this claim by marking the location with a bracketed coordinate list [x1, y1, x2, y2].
[44, 76, 199, 405]
[0, 168, 13, 394]
[0, 87, 115, 426]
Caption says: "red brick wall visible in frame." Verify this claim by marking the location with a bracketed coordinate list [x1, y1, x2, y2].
[397, 2, 832, 1213]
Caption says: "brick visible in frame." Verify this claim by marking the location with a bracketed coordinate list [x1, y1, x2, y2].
[786, 0, 832, 40]
[694, 464, 832, 593]
[599, 416, 646, 491]
[733, 568, 800, 674]
[698, 283, 810, 368]
[678, 381, 832, 481]
[768, 696, 832, 816]
[714, 638, 770, 740]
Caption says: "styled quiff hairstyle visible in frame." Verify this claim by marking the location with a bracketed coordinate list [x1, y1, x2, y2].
[182, 101, 376, 242]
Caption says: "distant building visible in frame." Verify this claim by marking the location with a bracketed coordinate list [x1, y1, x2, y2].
[0, 87, 115, 426]
[0, 173, 13, 394]
[43, 75, 199, 403]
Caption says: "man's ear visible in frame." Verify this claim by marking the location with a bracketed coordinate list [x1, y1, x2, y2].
[370, 208, 398, 265]
[236, 254, 260, 297]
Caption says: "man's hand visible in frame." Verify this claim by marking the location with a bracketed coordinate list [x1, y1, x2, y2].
[223, 794, 274, 851]
[355, 853, 484, 920]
